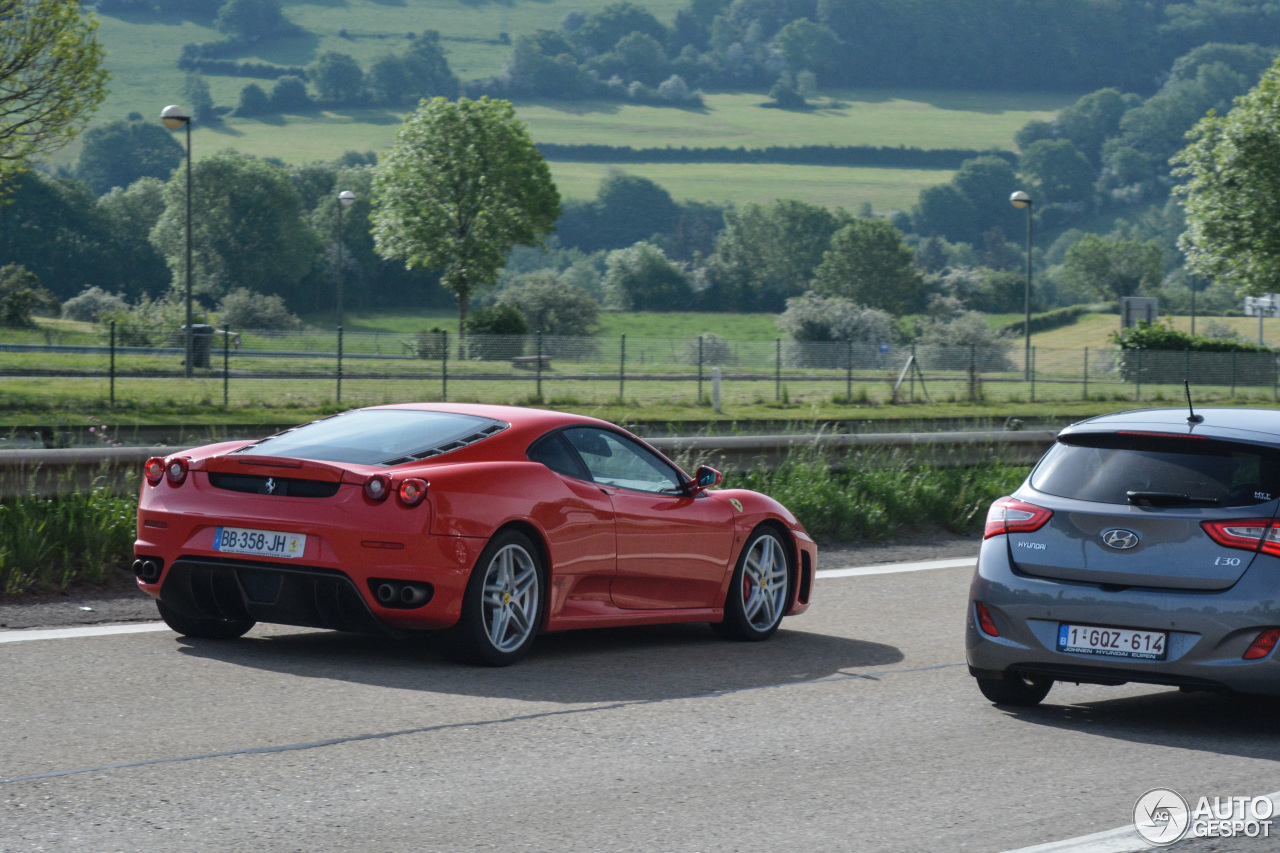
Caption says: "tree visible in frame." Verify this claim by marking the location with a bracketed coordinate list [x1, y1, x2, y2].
[498, 271, 600, 336]
[371, 97, 560, 341]
[183, 72, 216, 122]
[570, 1, 668, 55]
[311, 52, 365, 104]
[0, 0, 109, 189]
[0, 263, 39, 327]
[150, 151, 319, 303]
[1174, 57, 1280, 294]
[270, 75, 310, 112]
[402, 31, 459, 100]
[74, 118, 184, 194]
[215, 0, 288, 40]
[772, 19, 840, 77]
[603, 241, 693, 311]
[1054, 88, 1131, 165]
[235, 83, 270, 116]
[1018, 139, 1097, 205]
[810, 218, 922, 315]
[1060, 234, 1163, 300]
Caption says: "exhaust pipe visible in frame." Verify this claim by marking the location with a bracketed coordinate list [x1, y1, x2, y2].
[376, 583, 398, 604]
[136, 560, 161, 583]
[400, 584, 429, 607]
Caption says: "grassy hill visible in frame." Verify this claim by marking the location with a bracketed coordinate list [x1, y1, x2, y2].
[69, 1, 1071, 211]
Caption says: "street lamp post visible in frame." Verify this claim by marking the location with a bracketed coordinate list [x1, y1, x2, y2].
[336, 190, 355, 329]
[1010, 190, 1033, 380]
[161, 105, 193, 378]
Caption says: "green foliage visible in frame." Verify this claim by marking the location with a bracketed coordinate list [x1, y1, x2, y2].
[772, 18, 841, 77]
[311, 52, 365, 105]
[368, 31, 460, 105]
[235, 83, 271, 117]
[216, 287, 303, 330]
[497, 271, 600, 336]
[999, 305, 1091, 337]
[1175, 55, 1280, 295]
[372, 97, 560, 333]
[555, 173, 681, 254]
[463, 303, 528, 360]
[215, 0, 288, 40]
[150, 151, 319, 303]
[729, 452, 1027, 542]
[61, 285, 128, 322]
[1061, 234, 1164, 300]
[570, 1, 667, 55]
[1111, 320, 1273, 353]
[270, 75, 311, 112]
[1018, 139, 1096, 205]
[811, 218, 921, 315]
[183, 72, 216, 123]
[0, 264, 39, 327]
[0, 487, 137, 595]
[603, 241, 693, 311]
[74, 118, 184, 195]
[0, 0, 108, 190]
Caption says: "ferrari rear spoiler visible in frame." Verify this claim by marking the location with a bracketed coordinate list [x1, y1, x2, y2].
[198, 454, 345, 482]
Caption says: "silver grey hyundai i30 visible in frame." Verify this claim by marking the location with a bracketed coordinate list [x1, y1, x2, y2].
[967, 407, 1280, 705]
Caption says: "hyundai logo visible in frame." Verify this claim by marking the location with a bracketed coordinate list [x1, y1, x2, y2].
[1101, 528, 1140, 550]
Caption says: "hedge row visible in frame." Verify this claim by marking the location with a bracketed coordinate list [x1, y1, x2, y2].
[536, 143, 1017, 169]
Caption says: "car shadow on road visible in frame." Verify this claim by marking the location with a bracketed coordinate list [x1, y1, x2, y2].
[1002, 690, 1280, 761]
[176, 624, 903, 704]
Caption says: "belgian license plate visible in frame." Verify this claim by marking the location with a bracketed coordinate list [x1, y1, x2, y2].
[213, 526, 306, 559]
[1057, 623, 1167, 660]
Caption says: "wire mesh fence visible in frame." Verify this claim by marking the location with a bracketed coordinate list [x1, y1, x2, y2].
[2, 325, 1278, 409]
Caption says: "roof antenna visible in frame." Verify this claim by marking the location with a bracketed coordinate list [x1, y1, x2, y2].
[1185, 379, 1203, 424]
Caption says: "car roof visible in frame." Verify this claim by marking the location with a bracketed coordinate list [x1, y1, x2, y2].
[355, 402, 618, 440]
[1061, 407, 1280, 446]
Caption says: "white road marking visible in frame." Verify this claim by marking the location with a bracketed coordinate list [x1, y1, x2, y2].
[816, 556, 975, 579]
[1002, 790, 1280, 851]
[0, 556, 977, 645]
[0, 623, 170, 644]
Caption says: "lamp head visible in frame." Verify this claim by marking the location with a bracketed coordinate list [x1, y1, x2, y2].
[338, 190, 356, 207]
[1009, 190, 1032, 209]
[161, 105, 190, 130]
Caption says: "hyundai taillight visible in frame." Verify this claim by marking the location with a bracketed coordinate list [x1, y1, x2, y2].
[164, 456, 189, 486]
[364, 474, 391, 502]
[1201, 519, 1280, 557]
[144, 457, 166, 486]
[397, 478, 428, 507]
[1244, 628, 1280, 660]
[984, 497, 1053, 539]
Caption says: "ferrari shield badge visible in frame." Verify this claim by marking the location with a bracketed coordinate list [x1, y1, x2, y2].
[729, 499, 743, 512]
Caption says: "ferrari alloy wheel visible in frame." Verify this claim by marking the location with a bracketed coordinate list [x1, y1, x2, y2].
[155, 599, 255, 640]
[975, 673, 1053, 707]
[446, 530, 544, 666]
[714, 526, 790, 642]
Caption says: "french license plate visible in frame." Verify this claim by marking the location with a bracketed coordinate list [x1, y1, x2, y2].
[213, 526, 306, 559]
[1057, 623, 1167, 660]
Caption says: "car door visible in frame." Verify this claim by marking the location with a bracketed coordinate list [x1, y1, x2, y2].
[562, 427, 736, 610]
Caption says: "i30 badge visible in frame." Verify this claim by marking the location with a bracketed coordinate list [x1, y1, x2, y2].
[1101, 528, 1140, 550]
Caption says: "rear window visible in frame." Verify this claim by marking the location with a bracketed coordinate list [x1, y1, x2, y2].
[237, 410, 507, 465]
[1032, 433, 1280, 507]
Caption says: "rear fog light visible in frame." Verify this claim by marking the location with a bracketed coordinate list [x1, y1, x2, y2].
[1244, 628, 1280, 660]
[976, 602, 999, 637]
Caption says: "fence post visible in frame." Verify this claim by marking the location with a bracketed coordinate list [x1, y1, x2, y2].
[697, 335, 703, 404]
[847, 339, 853, 402]
[1136, 349, 1142, 402]
[1083, 346, 1088, 401]
[1274, 352, 1278, 403]
[223, 325, 230, 409]
[1030, 346, 1036, 403]
[109, 320, 115, 407]
[775, 337, 781, 401]
[969, 344, 976, 403]
[336, 325, 343, 405]
[536, 330, 543, 403]
[619, 334, 626, 401]
[441, 330, 448, 402]
[909, 343, 916, 402]
[1232, 351, 1237, 397]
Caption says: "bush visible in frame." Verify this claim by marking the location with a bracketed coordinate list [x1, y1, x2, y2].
[216, 287, 303, 330]
[0, 265, 40, 328]
[777, 293, 896, 368]
[603, 242, 693, 311]
[684, 332, 734, 366]
[235, 83, 271, 116]
[1112, 321, 1277, 386]
[405, 327, 448, 359]
[914, 311, 1013, 372]
[497, 271, 600, 337]
[61, 286, 129, 323]
[463, 304, 527, 361]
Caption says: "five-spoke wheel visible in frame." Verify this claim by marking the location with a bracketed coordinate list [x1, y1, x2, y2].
[446, 530, 544, 666]
[714, 526, 791, 641]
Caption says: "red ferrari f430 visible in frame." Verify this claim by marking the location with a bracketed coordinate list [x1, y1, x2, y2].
[133, 404, 816, 665]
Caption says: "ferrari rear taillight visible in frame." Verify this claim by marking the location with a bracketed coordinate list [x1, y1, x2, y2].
[364, 474, 391, 501]
[164, 456, 189, 486]
[144, 457, 166, 486]
[398, 478, 427, 507]
[984, 497, 1053, 539]
[1244, 628, 1280, 660]
[1201, 519, 1280, 557]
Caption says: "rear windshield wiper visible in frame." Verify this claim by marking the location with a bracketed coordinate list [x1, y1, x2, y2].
[1127, 490, 1221, 507]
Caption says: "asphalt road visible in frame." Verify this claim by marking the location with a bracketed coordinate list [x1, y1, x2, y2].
[3, 550, 1280, 853]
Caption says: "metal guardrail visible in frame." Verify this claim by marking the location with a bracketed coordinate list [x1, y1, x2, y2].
[0, 430, 1056, 497]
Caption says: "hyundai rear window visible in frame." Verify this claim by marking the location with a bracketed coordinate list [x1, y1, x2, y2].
[237, 410, 507, 465]
[1031, 433, 1280, 507]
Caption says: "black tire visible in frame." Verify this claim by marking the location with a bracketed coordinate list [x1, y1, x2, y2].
[976, 673, 1053, 706]
[444, 530, 545, 667]
[156, 599, 255, 640]
[713, 526, 791, 642]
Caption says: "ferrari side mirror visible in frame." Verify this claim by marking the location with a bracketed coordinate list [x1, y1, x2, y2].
[695, 465, 722, 489]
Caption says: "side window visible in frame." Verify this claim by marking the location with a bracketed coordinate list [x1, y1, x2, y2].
[563, 428, 682, 494]
[527, 433, 589, 480]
